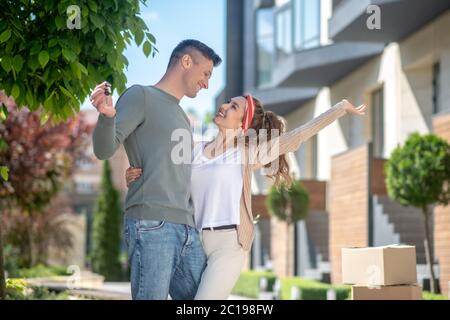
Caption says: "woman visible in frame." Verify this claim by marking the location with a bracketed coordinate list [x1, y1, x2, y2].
[126, 95, 366, 299]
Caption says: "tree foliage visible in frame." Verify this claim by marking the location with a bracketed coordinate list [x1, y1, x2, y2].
[90, 160, 122, 281]
[0, 95, 93, 212]
[385, 133, 450, 208]
[0, 0, 157, 122]
[266, 181, 310, 225]
[385, 132, 450, 293]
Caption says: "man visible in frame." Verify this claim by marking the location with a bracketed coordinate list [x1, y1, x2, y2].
[90, 39, 222, 300]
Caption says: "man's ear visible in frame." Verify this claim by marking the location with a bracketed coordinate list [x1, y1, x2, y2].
[181, 54, 192, 69]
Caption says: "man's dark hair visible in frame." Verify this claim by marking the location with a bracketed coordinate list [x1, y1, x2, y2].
[168, 39, 222, 69]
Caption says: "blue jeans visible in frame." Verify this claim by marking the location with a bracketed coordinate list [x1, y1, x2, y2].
[124, 217, 206, 300]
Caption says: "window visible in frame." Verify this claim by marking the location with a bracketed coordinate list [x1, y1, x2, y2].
[275, 0, 321, 61]
[293, 0, 320, 50]
[295, 134, 317, 179]
[76, 182, 95, 194]
[371, 87, 384, 158]
[256, 8, 275, 87]
[275, 4, 292, 60]
[432, 62, 442, 114]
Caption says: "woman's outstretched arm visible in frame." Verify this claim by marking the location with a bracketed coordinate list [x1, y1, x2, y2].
[251, 100, 366, 169]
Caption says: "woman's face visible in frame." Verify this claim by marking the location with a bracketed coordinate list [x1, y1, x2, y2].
[213, 96, 247, 130]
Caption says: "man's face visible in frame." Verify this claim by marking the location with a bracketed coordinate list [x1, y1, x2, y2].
[182, 52, 213, 98]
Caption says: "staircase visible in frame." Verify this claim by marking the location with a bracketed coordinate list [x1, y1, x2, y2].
[373, 195, 433, 264]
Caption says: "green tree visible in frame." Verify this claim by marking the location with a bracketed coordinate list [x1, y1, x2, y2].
[0, 0, 157, 121]
[0, 96, 11, 182]
[0, 94, 10, 299]
[0, 103, 92, 216]
[0, 103, 90, 299]
[90, 160, 122, 281]
[266, 181, 310, 276]
[0, 0, 157, 179]
[385, 133, 450, 294]
[0, 209, 5, 299]
[0, 0, 157, 299]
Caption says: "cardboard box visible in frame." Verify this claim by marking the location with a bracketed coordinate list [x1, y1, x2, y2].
[342, 245, 417, 286]
[352, 284, 422, 300]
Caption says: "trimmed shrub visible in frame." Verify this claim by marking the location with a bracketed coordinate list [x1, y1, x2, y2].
[281, 277, 350, 300]
[231, 271, 277, 298]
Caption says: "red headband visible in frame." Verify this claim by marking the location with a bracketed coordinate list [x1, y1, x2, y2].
[242, 95, 255, 132]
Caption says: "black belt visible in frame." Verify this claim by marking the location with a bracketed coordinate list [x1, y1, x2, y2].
[202, 224, 237, 231]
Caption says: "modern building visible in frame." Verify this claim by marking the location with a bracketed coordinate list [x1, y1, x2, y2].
[220, 0, 450, 294]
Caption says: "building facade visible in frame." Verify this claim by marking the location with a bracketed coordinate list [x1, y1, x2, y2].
[220, 0, 450, 294]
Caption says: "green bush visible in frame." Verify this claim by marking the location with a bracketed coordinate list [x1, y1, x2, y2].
[9, 264, 70, 279]
[3, 244, 20, 278]
[5, 278, 70, 300]
[26, 286, 70, 300]
[90, 160, 123, 281]
[232, 271, 351, 300]
[280, 277, 350, 300]
[5, 279, 28, 299]
[231, 271, 277, 298]
[333, 287, 351, 300]
[423, 291, 448, 300]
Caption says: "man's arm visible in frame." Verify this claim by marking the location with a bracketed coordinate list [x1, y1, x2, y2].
[92, 84, 145, 160]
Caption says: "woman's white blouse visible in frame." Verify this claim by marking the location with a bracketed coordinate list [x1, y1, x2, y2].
[191, 141, 243, 230]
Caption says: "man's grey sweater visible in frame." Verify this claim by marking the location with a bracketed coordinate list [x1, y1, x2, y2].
[92, 85, 195, 227]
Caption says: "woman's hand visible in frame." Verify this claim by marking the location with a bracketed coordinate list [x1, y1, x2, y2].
[125, 167, 143, 187]
[341, 99, 367, 115]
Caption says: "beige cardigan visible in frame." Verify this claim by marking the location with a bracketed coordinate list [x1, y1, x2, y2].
[236, 101, 347, 251]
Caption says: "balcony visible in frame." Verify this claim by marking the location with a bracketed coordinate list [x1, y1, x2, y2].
[272, 42, 385, 87]
[249, 87, 318, 116]
[329, 0, 450, 42]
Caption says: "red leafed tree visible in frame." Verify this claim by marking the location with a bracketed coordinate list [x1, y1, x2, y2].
[0, 95, 92, 211]
[0, 91, 93, 271]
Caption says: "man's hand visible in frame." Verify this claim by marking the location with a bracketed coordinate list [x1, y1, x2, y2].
[90, 81, 116, 118]
[341, 99, 367, 116]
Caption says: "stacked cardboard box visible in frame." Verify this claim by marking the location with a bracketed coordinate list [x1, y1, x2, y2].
[341, 245, 422, 300]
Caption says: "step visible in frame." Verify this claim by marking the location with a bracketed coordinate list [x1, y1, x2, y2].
[396, 234, 427, 243]
[376, 199, 423, 213]
[382, 209, 423, 218]
[390, 229, 426, 237]
[389, 222, 426, 230]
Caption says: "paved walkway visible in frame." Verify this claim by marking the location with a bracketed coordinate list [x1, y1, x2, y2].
[71, 282, 254, 300]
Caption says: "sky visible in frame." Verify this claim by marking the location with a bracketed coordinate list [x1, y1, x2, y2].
[82, 0, 226, 120]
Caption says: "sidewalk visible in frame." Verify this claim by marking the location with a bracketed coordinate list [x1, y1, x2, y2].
[103, 282, 254, 300]
[68, 282, 254, 300]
